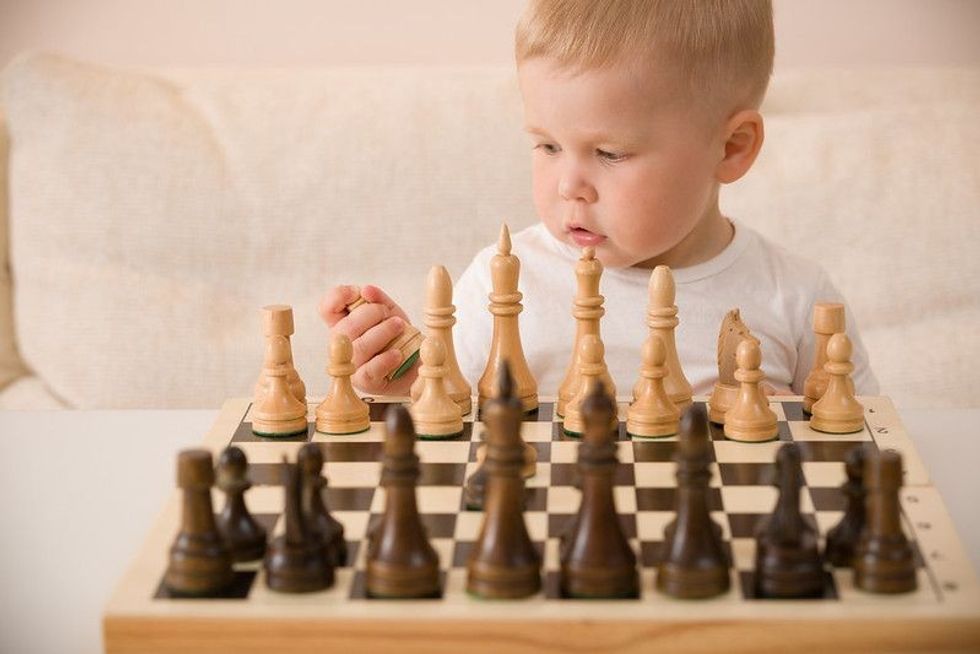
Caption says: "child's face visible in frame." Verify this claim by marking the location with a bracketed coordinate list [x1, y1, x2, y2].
[518, 56, 725, 269]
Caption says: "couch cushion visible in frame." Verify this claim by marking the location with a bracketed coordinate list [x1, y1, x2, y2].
[1, 52, 532, 408]
[0, 109, 30, 393]
[2, 52, 978, 408]
[722, 68, 980, 408]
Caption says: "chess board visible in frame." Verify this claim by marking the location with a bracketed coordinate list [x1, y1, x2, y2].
[103, 396, 980, 654]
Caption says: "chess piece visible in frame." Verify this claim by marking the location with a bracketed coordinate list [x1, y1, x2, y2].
[556, 246, 616, 417]
[626, 333, 680, 438]
[463, 432, 489, 511]
[164, 449, 234, 595]
[366, 405, 441, 598]
[635, 265, 691, 411]
[345, 295, 423, 382]
[563, 334, 617, 437]
[215, 446, 267, 562]
[467, 361, 542, 598]
[315, 333, 370, 434]
[252, 334, 309, 437]
[810, 333, 865, 434]
[708, 309, 753, 424]
[854, 449, 917, 594]
[298, 443, 347, 568]
[467, 423, 538, 511]
[754, 443, 825, 598]
[825, 445, 868, 567]
[656, 405, 730, 599]
[409, 337, 464, 439]
[410, 265, 472, 415]
[803, 302, 853, 414]
[723, 338, 778, 442]
[477, 224, 538, 413]
[264, 456, 334, 593]
[560, 382, 639, 598]
[253, 304, 306, 404]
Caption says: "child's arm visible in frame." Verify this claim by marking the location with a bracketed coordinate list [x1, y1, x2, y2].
[318, 284, 419, 396]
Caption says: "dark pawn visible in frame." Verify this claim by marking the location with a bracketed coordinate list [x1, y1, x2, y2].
[164, 449, 234, 595]
[656, 404, 729, 599]
[560, 381, 638, 599]
[754, 443, 825, 598]
[297, 443, 347, 568]
[215, 446, 267, 562]
[825, 445, 867, 567]
[264, 456, 333, 593]
[854, 449, 917, 593]
[366, 405, 441, 598]
[466, 361, 542, 599]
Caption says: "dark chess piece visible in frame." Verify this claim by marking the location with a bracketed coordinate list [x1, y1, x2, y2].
[656, 404, 730, 599]
[466, 360, 542, 599]
[463, 429, 488, 511]
[754, 443, 825, 598]
[263, 456, 334, 593]
[215, 446, 267, 562]
[366, 405, 441, 598]
[854, 449, 918, 594]
[297, 443, 347, 568]
[825, 445, 867, 567]
[164, 449, 234, 595]
[560, 381, 639, 598]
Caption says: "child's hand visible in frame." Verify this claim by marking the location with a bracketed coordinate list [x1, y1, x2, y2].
[318, 284, 418, 396]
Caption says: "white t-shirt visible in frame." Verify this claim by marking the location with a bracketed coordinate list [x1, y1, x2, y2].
[451, 220, 879, 398]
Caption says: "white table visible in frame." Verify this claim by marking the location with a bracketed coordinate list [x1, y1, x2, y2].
[0, 407, 977, 654]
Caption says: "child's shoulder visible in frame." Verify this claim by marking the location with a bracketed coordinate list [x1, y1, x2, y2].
[727, 221, 836, 296]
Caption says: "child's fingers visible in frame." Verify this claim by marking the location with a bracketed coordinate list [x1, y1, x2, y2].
[334, 302, 390, 341]
[360, 285, 411, 322]
[354, 349, 403, 393]
[350, 316, 406, 368]
[318, 284, 361, 326]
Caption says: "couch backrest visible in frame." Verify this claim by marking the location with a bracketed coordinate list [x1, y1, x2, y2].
[2, 52, 978, 408]
[0, 108, 29, 394]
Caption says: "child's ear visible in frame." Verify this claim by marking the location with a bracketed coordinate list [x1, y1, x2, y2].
[715, 109, 764, 184]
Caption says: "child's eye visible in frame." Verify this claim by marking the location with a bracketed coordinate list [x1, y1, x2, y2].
[535, 143, 560, 155]
[597, 149, 626, 162]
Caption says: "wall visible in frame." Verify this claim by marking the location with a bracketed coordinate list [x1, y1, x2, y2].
[1, 0, 979, 71]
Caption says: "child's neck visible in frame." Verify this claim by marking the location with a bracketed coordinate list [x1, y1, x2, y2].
[632, 206, 734, 271]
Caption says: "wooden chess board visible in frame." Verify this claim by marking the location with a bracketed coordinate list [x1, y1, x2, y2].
[103, 396, 980, 654]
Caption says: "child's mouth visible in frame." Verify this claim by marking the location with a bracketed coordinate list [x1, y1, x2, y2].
[569, 227, 607, 247]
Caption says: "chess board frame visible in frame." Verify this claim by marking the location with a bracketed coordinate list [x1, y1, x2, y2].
[103, 395, 980, 654]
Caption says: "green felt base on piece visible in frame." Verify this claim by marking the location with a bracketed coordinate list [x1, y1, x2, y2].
[316, 425, 371, 436]
[389, 349, 420, 380]
[416, 430, 464, 441]
[627, 430, 677, 440]
[252, 426, 309, 439]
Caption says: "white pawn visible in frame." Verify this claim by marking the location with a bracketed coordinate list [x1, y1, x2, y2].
[316, 333, 370, 434]
[563, 335, 617, 437]
[252, 335, 308, 437]
[410, 337, 464, 439]
[810, 333, 865, 434]
[627, 334, 680, 438]
[723, 338, 778, 443]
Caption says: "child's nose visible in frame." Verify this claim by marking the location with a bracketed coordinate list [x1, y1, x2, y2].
[558, 168, 598, 203]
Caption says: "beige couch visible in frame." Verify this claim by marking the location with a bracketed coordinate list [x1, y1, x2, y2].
[1, 52, 978, 410]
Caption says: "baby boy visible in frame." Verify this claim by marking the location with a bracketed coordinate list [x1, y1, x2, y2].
[319, 0, 879, 399]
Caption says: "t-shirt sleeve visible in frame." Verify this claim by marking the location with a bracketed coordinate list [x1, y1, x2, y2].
[791, 271, 881, 396]
[451, 247, 494, 388]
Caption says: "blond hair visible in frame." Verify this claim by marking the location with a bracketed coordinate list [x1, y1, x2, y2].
[515, 0, 774, 122]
